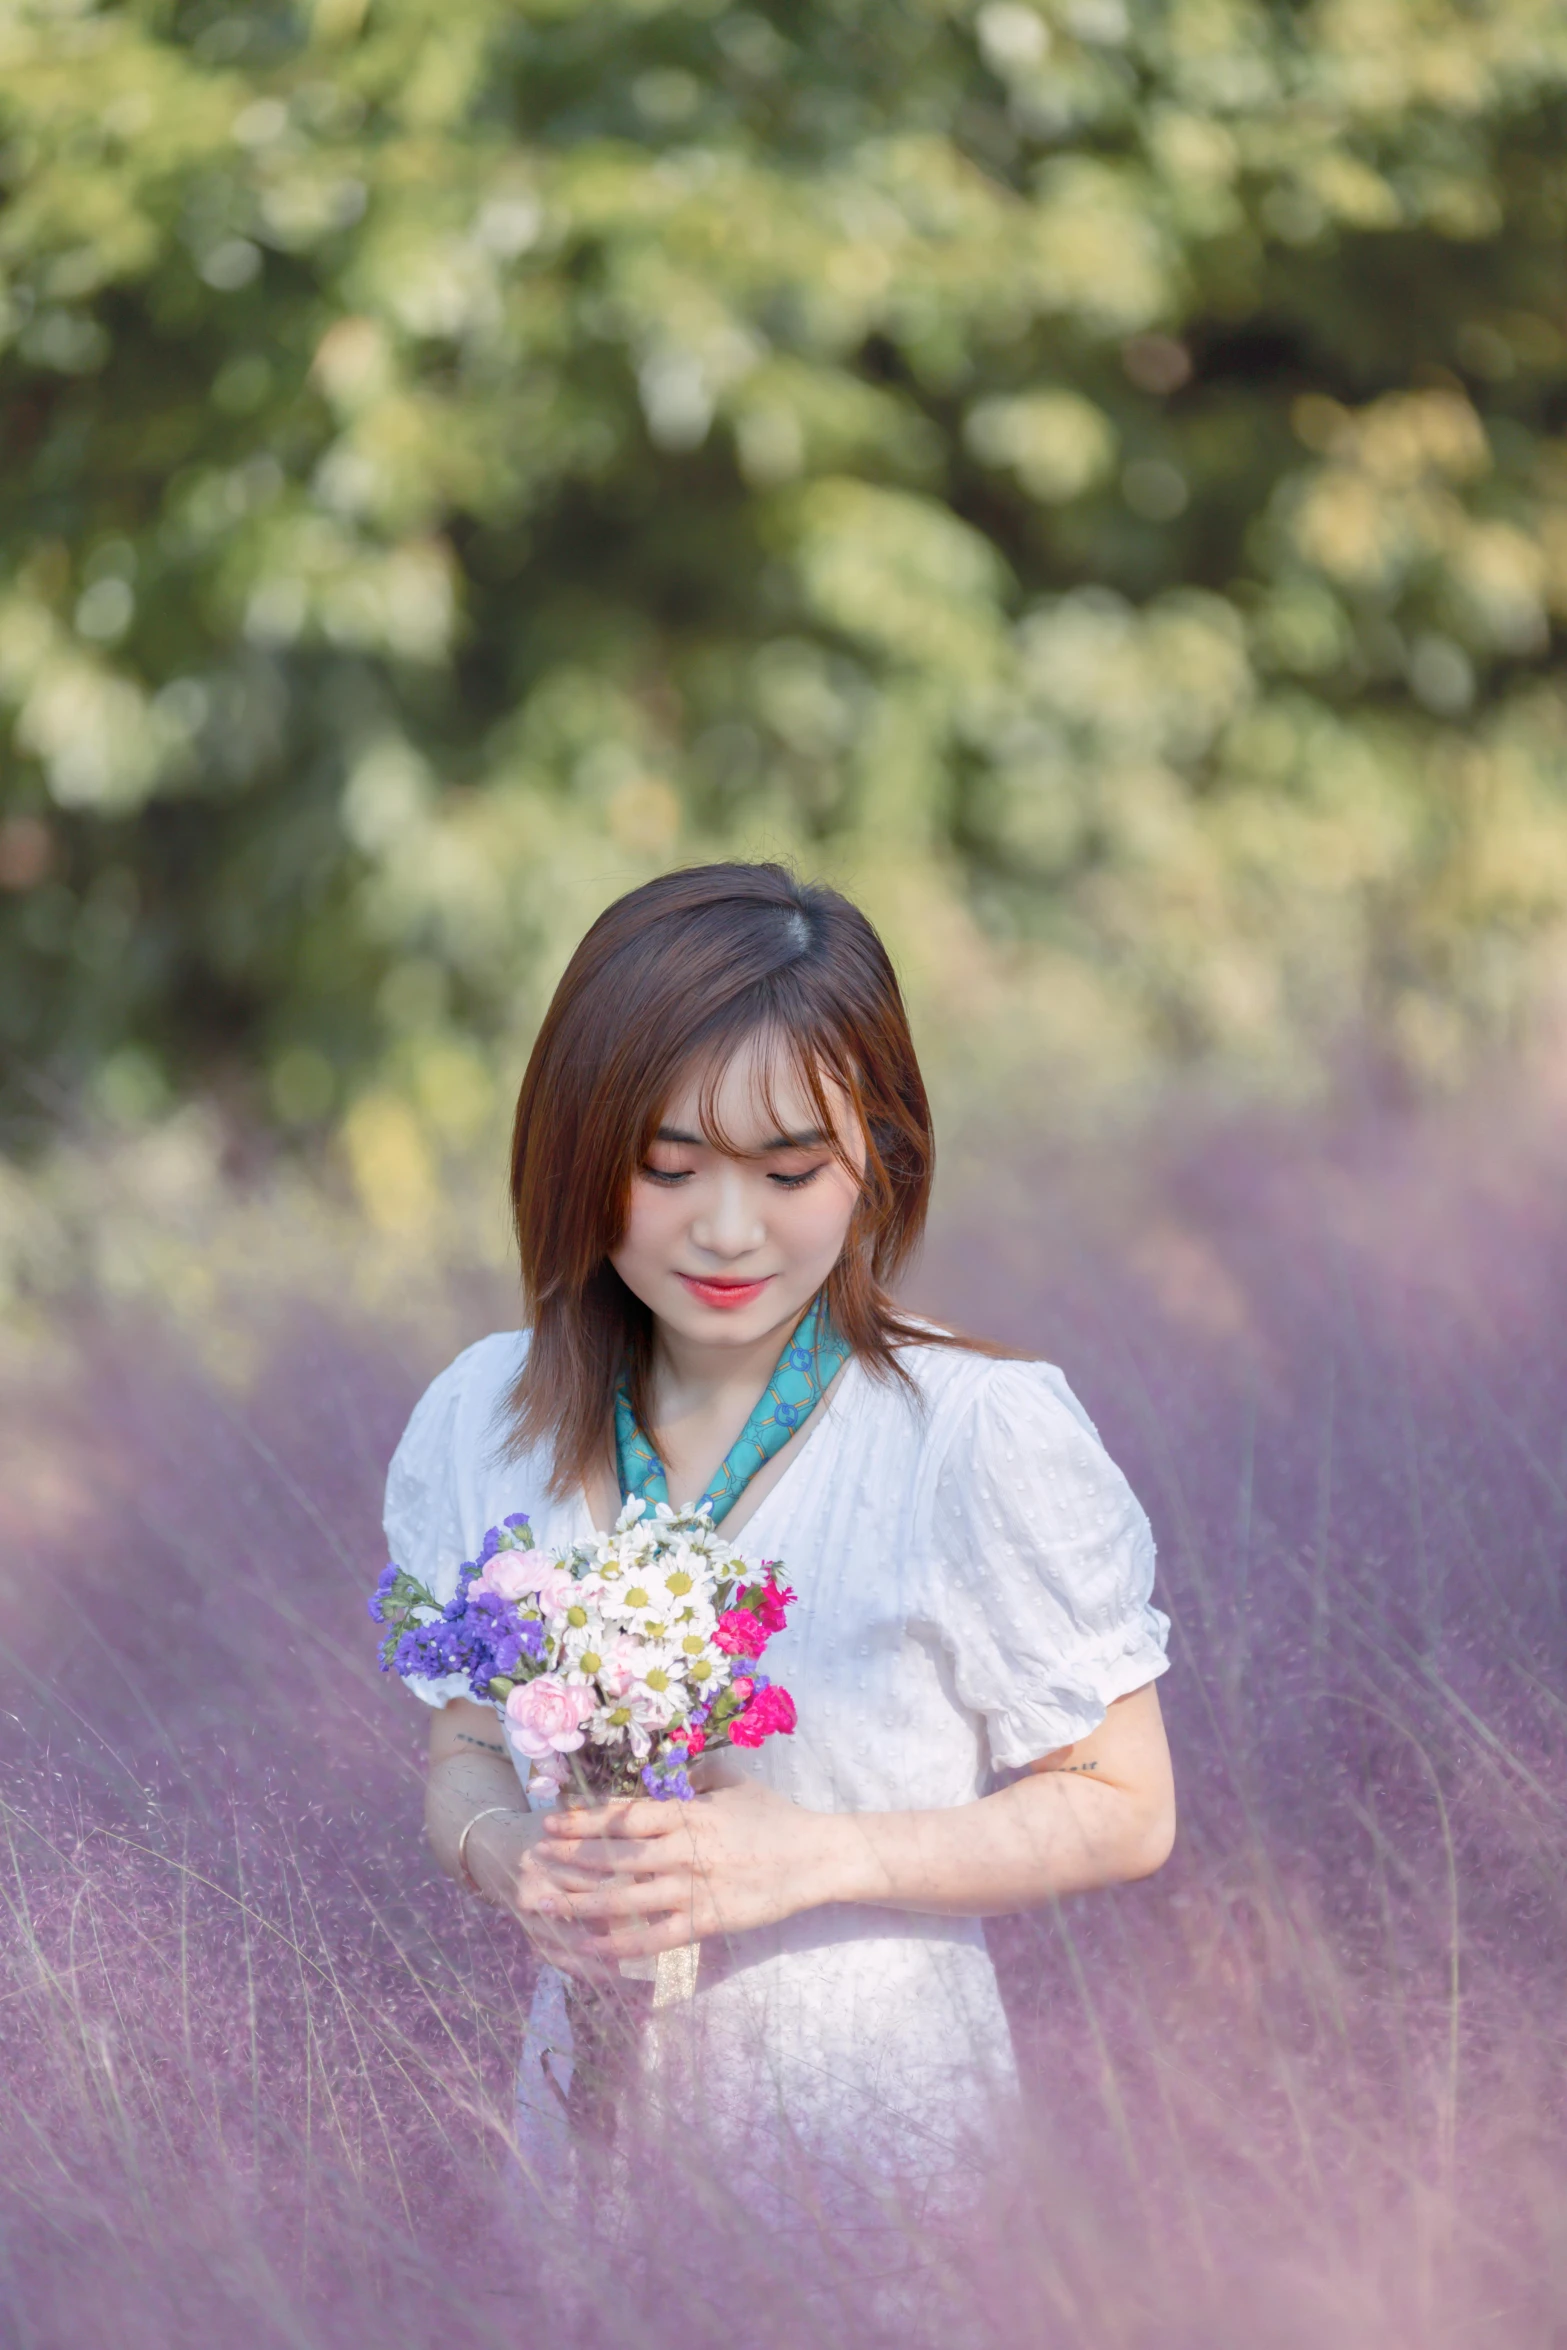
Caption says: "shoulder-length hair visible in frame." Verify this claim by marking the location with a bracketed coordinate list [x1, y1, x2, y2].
[507, 861, 947, 1497]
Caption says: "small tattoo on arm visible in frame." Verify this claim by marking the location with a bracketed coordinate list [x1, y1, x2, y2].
[457, 1732, 507, 1755]
[1060, 1759, 1100, 1775]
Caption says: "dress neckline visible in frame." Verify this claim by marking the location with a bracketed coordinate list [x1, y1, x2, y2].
[711, 1349, 858, 1546]
[572, 1352, 859, 1551]
[614, 1298, 850, 1528]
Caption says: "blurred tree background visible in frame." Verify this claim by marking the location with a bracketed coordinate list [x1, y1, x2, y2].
[3, 0, 1567, 1223]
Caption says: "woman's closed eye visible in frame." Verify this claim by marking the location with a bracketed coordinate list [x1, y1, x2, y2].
[640, 1159, 828, 1190]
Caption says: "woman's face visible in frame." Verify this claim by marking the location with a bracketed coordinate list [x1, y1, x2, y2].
[610, 1039, 866, 1353]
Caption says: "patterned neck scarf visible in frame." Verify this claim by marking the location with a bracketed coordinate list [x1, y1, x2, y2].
[614, 1297, 851, 1527]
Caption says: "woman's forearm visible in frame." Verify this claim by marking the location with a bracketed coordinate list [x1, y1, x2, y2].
[816, 1768, 1175, 1918]
[424, 1746, 539, 1896]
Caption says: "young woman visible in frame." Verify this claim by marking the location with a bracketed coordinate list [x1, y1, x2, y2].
[385, 862, 1174, 2199]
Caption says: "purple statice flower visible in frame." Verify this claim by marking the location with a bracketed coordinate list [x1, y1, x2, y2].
[372, 1518, 542, 1694]
[390, 1621, 468, 1680]
[641, 1757, 696, 1801]
[433, 1587, 548, 1699]
[500, 1623, 546, 1683]
[479, 1608, 545, 1684]
[387, 1598, 524, 1697]
[503, 1513, 530, 1530]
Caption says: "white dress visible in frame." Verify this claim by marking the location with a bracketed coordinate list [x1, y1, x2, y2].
[383, 1330, 1170, 2202]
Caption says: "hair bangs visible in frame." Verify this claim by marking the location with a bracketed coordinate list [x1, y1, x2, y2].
[676, 988, 869, 1195]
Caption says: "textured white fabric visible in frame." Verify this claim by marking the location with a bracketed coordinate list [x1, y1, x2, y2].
[383, 1330, 1169, 2180]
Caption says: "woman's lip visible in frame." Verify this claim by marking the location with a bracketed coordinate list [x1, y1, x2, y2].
[677, 1273, 773, 1310]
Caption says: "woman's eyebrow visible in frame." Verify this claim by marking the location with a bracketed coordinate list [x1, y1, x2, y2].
[651, 1125, 828, 1150]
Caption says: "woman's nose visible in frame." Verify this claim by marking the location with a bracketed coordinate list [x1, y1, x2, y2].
[690, 1168, 765, 1259]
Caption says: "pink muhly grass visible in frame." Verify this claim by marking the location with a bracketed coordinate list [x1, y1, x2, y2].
[0, 1086, 1562, 2346]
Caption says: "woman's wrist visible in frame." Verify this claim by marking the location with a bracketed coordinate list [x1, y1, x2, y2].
[463, 1804, 542, 1906]
[806, 1806, 957, 1912]
[807, 1808, 882, 1909]
[456, 1804, 521, 1896]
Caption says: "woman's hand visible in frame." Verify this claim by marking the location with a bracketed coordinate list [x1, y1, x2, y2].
[422, 1696, 663, 1981]
[457, 1808, 638, 1982]
[524, 1781, 847, 1972]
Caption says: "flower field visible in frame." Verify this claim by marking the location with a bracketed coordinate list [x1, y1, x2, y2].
[0, 1077, 1562, 2345]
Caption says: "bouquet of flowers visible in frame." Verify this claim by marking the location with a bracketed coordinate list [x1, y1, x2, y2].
[369, 1497, 797, 1801]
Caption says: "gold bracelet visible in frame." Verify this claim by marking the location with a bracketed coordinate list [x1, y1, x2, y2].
[455, 1805, 517, 1899]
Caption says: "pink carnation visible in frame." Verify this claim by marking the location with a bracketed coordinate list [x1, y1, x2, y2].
[748, 1577, 795, 1636]
[476, 1553, 545, 1602]
[712, 1608, 769, 1659]
[728, 1683, 797, 1749]
[505, 1674, 597, 1759]
[671, 1725, 706, 1757]
[531, 1565, 581, 1617]
[595, 1633, 641, 1699]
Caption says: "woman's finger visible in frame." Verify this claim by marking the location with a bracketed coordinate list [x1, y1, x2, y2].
[533, 1836, 689, 1884]
[518, 1905, 631, 1972]
[524, 1885, 715, 1965]
[540, 1922, 686, 1967]
[527, 1905, 697, 1970]
[533, 1874, 691, 1925]
[526, 1866, 689, 1921]
[586, 1912, 709, 1961]
[531, 1862, 680, 1904]
[542, 1800, 680, 1847]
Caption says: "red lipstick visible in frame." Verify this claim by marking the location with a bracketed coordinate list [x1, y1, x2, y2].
[678, 1274, 772, 1311]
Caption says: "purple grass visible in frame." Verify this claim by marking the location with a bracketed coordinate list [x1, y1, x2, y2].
[1, 1088, 1564, 2346]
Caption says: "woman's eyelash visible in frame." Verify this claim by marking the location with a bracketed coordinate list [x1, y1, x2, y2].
[641, 1164, 824, 1189]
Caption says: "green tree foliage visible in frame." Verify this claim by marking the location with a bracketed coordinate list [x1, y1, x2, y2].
[2, 0, 1567, 1188]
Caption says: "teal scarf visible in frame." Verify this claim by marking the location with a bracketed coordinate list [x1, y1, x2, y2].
[614, 1297, 850, 1527]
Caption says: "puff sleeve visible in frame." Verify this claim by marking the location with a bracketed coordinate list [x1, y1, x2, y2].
[924, 1358, 1170, 1770]
[381, 1345, 485, 1709]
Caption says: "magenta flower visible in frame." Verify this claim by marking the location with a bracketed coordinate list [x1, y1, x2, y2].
[728, 1684, 797, 1748]
[750, 1578, 795, 1635]
[713, 1607, 769, 1658]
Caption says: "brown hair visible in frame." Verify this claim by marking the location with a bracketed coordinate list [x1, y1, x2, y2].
[507, 861, 951, 1496]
